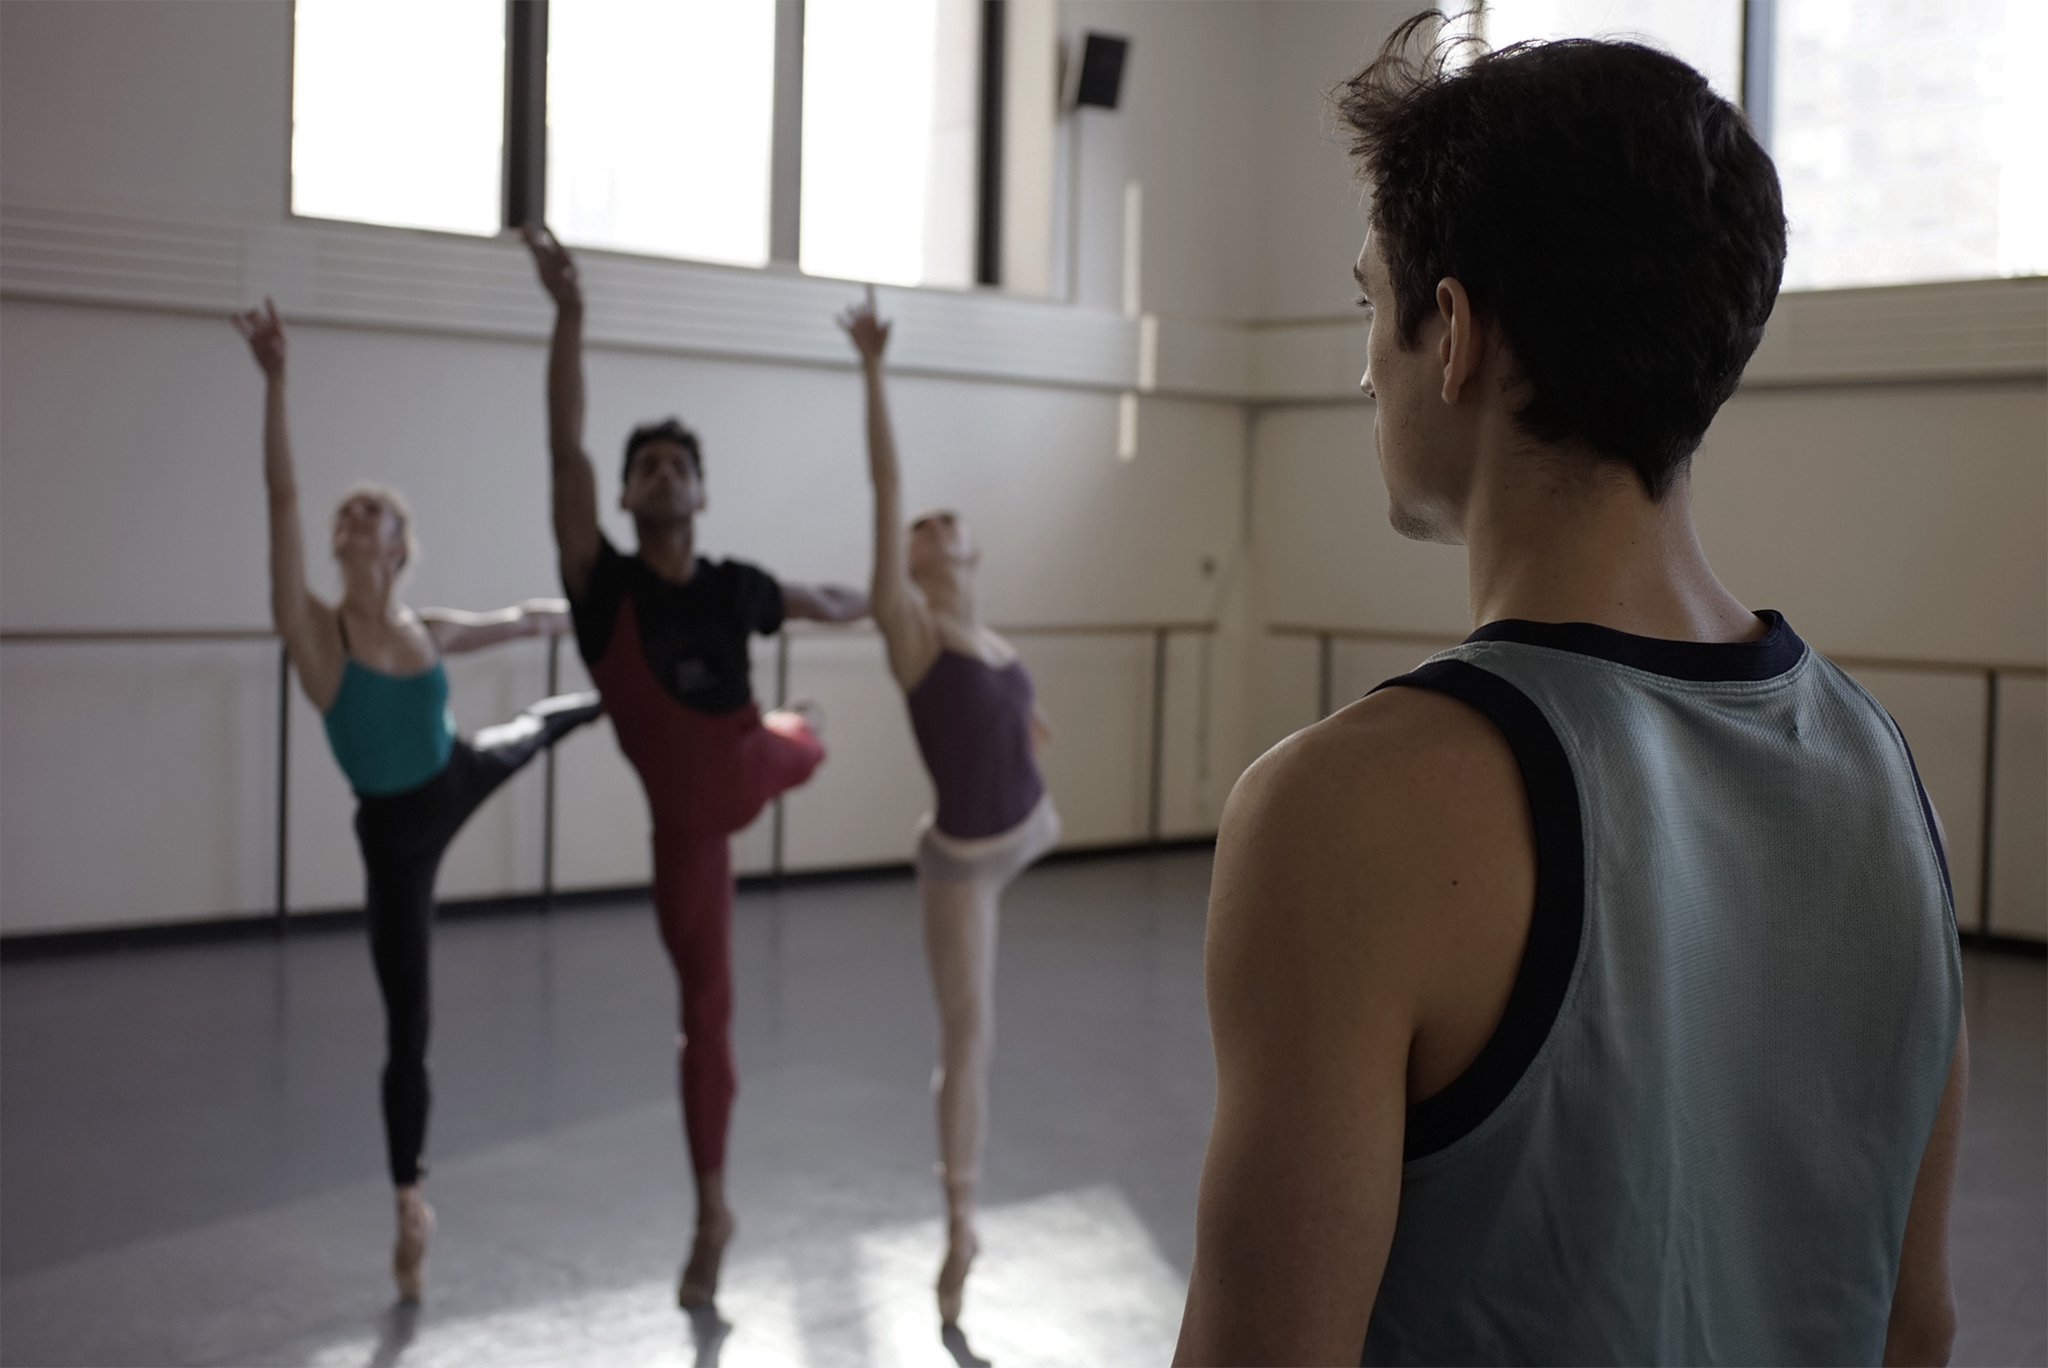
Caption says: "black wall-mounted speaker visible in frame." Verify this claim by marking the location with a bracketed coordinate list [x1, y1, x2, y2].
[1075, 32, 1129, 109]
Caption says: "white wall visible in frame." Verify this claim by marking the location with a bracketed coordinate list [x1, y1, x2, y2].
[0, 0, 1268, 934]
[3, 0, 2041, 941]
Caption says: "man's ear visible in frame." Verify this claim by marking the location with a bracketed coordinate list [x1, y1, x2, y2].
[1436, 276, 1482, 405]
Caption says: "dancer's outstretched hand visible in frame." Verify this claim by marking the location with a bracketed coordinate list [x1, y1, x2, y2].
[836, 284, 891, 365]
[231, 298, 287, 379]
[523, 224, 583, 311]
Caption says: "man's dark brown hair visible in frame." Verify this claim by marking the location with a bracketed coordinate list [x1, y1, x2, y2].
[623, 417, 704, 484]
[1337, 11, 1786, 498]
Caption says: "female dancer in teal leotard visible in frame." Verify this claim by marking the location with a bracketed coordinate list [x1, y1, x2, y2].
[234, 299, 601, 1302]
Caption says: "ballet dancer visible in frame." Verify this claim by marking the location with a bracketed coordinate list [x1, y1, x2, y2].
[1174, 21, 1962, 1366]
[233, 299, 602, 1303]
[838, 288, 1059, 1331]
[521, 227, 869, 1308]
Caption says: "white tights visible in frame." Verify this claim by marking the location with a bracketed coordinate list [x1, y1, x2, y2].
[921, 871, 1001, 1206]
[914, 795, 1060, 1215]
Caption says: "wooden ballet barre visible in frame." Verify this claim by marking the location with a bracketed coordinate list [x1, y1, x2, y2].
[0, 626, 278, 643]
[776, 619, 1217, 638]
[1264, 622, 2048, 678]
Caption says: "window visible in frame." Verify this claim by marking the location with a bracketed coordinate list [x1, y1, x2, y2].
[799, 0, 981, 287]
[1456, 1, 2048, 291]
[546, 0, 778, 268]
[290, 0, 1040, 290]
[1772, 0, 2047, 290]
[1480, 0, 1743, 101]
[290, 0, 505, 237]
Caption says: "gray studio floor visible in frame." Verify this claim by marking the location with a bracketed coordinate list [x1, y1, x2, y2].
[2, 850, 2043, 1368]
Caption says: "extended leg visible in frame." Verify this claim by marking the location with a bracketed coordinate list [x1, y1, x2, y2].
[652, 824, 741, 1307]
[920, 872, 1002, 1325]
[468, 690, 604, 780]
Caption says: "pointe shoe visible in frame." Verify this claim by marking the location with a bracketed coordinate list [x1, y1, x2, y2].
[937, 1220, 979, 1326]
[677, 1210, 736, 1309]
[393, 1187, 435, 1303]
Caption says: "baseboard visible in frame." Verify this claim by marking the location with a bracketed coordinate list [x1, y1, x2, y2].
[0, 838, 1219, 962]
[1958, 929, 2048, 960]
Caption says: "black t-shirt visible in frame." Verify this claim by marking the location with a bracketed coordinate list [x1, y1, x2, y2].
[571, 536, 785, 713]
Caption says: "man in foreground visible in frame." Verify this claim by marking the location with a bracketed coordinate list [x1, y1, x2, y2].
[523, 226, 868, 1308]
[1175, 16, 1964, 1366]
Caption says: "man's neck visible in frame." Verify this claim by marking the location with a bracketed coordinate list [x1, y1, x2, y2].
[1462, 444, 1759, 644]
[635, 516, 698, 584]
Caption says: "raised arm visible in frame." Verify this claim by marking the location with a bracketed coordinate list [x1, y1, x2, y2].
[836, 286, 936, 687]
[233, 300, 344, 711]
[522, 225, 602, 600]
[419, 597, 572, 654]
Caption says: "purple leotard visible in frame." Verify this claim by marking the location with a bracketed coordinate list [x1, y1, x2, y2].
[905, 650, 1045, 839]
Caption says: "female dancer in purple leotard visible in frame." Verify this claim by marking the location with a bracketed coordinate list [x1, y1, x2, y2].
[839, 288, 1060, 1333]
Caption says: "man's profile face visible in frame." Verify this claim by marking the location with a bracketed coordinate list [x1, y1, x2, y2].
[1357, 233, 1467, 545]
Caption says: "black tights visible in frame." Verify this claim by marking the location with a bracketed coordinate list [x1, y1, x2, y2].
[351, 692, 601, 1186]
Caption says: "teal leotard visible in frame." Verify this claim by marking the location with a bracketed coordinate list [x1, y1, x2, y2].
[321, 656, 456, 796]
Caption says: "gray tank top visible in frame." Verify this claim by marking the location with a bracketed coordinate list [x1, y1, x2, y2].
[1361, 612, 1961, 1367]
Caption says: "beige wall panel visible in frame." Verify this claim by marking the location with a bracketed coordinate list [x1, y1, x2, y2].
[1251, 404, 1472, 635]
[778, 634, 929, 872]
[1252, 634, 1320, 767]
[1330, 638, 1452, 712]
[1015, 635, 1153, 846]
[1694, 383, 2047, 664]
[1990, 676, 2047, 939]
[1156, 628, 1228, 838]
[0, 644, 275, 932]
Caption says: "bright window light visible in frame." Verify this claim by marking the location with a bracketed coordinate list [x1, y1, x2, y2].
[1775, 0, 2048, 290]
[291, 0, 504, 236]
[800, 0, 979, 287]
[546, 0, 776, 267]
[1481, 0, 1744, 102]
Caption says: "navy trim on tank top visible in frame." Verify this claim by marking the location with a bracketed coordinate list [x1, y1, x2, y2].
[1373, 660, 1586, 1161]
[1466, 609, 1803, 682]
[1891, 727, 1959, 925]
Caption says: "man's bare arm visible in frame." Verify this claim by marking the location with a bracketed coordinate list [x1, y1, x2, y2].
[1173, 720, 1413, 1365]
[1883, 1009, 1967, 1366]
[522, 225, 602, 599]
[1174, 687, 1534, 1366]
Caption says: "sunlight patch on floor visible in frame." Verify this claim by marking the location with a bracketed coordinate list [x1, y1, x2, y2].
[293, 1184, 1184, 1368]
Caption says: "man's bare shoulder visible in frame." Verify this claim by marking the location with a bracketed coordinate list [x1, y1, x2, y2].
[1227, 683, 1519, 863]
[1210, 682, 1532, 1026]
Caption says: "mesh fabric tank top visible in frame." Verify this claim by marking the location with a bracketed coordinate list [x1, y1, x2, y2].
[906, 650, 1045, 839]
[322, 656, 456, 797]
[1361, 612, 1961, 1367]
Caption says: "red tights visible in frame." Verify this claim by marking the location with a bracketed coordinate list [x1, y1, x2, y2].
[591, 598, 823, 1173]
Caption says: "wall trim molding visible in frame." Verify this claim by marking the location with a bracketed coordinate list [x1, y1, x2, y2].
[4, 201, 2043, 404]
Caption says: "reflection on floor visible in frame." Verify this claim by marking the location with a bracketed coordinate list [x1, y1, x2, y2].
[2, 850, 2042, 1366]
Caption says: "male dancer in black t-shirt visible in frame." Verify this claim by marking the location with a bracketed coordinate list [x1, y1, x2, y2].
[524, 227, 867, 1308]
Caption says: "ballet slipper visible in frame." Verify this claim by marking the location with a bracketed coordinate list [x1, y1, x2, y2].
[676, 1209, 736, 1309]
[392, 1185, 435, 1303]
[936, 1217, 979, 1326]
